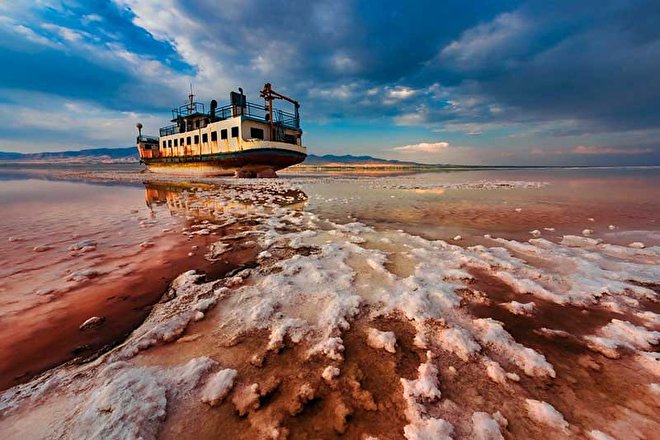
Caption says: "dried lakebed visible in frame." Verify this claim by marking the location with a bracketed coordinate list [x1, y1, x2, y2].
[0, 174, 658, 440]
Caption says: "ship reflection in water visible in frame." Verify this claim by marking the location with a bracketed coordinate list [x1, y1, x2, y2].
[143, 180, 308, 221]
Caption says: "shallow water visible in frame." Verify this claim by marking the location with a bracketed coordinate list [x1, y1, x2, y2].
[299, 168, 660, 245]
[0, 176, 273, 389]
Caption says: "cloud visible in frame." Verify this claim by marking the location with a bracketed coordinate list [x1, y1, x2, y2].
[573, 145, 654, 155]
[392, 141, 449, 153]
[387, 86, 416, 100]
[0, 90, 163, 152]
[440, 12, 533, 71]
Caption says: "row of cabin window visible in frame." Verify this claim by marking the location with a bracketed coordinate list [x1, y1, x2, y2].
[161, 126, 242, 148]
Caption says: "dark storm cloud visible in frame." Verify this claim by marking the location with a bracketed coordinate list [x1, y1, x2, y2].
[418, 0, 660, 134]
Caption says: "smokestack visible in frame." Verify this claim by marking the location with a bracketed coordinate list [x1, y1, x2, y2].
[210, 99, 217, 121]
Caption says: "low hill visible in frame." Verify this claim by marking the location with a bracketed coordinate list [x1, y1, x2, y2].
[0, 147, 138, 162]
[0, 148, 433, 167]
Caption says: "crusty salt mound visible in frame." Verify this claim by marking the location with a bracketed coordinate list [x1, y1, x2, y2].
[0, 178, 658, 439]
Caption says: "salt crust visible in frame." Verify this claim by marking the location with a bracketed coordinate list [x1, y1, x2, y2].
[403, 417, 454, 440]
[200, 368, 238, 406]
[73, 357, 217, 439]
[584, 319, 659, 358]
[400, 352, 454, 439]
[524, 399, 569, 432]
[366, 327, 397, 353]
[502, 301, 536, 316]
[482, 358, 519, 384]
[471, 412, 504, 440]
[473, 318, 555, 378]
[437, 327, 481, 361]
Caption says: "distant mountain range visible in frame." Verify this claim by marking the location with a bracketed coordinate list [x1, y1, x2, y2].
[0, 147, 436, 167]
[0, 147, 139, 162]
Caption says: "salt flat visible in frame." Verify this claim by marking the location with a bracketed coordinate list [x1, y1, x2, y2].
[0, 167, 658, 439]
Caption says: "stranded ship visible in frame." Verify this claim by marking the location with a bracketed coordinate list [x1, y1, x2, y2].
[136, 83, 307, 177]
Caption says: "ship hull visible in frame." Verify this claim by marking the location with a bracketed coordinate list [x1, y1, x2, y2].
[142, 147, 306, 177]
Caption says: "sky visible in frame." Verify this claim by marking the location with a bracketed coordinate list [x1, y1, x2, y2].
[0, 0, 659, 165]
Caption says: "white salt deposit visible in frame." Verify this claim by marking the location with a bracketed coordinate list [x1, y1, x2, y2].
[437, 327, 481, 361]
[628, 241, 645, 249]
[200, 369, 238, 406]
[403, 417, 454, 440]
[585, 319, 659, 357]
[400, 352, 444, 428]
[635, 311, 660, 326]
[267, 318, 309, 351]
[471, 412, 504, 440]
[492, 411, 508, 428]
[483, 358, 508, 384]
[502, 301, 536, 316]
[600, 319, 659, 350]
[79, 316, 104, 331]
[72, 357, 216, 439]
[473, 318, 555, 378]
[535, 328, 571, 338]
[366, 328, 397, 353]
[588, 430, 616, 440]
[524, 399, 569, 432]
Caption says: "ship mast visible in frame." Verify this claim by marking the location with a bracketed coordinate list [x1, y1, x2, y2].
[260, 83, 300, 140]
[187, 83, 194, 114]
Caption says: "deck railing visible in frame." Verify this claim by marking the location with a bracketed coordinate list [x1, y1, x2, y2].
[171, 102, 206, 120]
[159, 100, 300, 136]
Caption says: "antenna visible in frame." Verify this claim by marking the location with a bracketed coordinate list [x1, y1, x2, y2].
[188, 83, 194, 112]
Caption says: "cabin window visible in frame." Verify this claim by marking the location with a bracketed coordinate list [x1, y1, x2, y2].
[195, 120, 200, 129]
[250, 127, 264, 140]
[161, 140, 166, 148]
[231, 126, 239, 138]
[194, 135, 199, 144]
[174, 138, 178, 147]
[221, 129, 228, 140]
[211, 131, 217, 142]
[167, 139, 171, 148]
[180, 138, 184, 146]
[186, 136, 191, 146]
[202, 133, 208, 143]
[187, 122, 192, 131]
